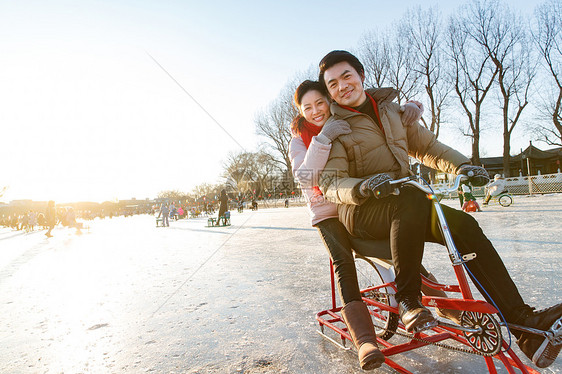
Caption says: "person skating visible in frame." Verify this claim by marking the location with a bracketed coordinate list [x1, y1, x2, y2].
[160, 203, 170, 227]
[45, 201, 56, 237]
[216, 189, 228, 226]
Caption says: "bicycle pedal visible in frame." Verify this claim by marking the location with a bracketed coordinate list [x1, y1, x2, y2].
[412, 319, 438, 334]
[547, 317, 562, 346]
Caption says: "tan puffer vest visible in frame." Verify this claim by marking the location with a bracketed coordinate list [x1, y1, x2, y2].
[319, 87, 469, 234]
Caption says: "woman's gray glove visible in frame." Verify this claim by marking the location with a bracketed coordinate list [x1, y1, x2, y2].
[400, 101, 423, 127]
[317, 117, 351, 143]
[457, 164, 490, 186]
[359, 173, 395, 198]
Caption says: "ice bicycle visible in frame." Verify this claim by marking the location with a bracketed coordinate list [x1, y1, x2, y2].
[484, 189, 514, 207]
[316, 175, 561, 373]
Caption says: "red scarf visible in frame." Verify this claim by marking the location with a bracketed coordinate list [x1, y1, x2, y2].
[339, 92, 384, 134]
[299, 118, 322, 148]
[297, 118, 323, 197]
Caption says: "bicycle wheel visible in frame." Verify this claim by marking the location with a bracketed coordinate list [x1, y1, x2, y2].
[498, 194, 512, 207]
[354, 255, 399, 340]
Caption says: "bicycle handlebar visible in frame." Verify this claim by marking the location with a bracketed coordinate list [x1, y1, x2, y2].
[389, 175, 469, 196]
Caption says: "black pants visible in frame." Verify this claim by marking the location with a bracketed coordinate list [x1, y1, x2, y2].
[315, 218, 363, 305]
[352, 186, 530, 323]
[217, 206, 227, 224]
[316, 217, 431, 307]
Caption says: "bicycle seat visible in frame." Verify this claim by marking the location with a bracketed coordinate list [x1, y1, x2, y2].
[350, 237, 392, 260]
[350, 237, 431, 277]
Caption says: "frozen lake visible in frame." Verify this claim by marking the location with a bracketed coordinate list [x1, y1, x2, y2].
[0, 194, 561, 373]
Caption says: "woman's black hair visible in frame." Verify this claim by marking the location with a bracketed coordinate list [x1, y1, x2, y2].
[290, 80, 328, 136]
[318, 50, 365, 90]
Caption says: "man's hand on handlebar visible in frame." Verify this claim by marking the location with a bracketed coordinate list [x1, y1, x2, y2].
[359, 173, 397, 199]
[456, 164, 490, 186]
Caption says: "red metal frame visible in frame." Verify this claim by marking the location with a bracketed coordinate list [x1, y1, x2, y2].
[316, 259, 539, 373]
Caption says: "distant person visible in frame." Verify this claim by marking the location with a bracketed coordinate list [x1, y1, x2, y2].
[216, 189, 228, 225]
[170, 203, 178, 221]
[284, 198, 289, 208]
[483, 174, 508, 205]
[45, 201, 56, 237]
[21, 213, 29, 232]
[160, 203, 170, 227]
[458, 182, 481, 212]
[65, 207, 82, 234]
[28, 210, 37, 231]
[11, 215, 19, 230]
[37, 212, 46, 228]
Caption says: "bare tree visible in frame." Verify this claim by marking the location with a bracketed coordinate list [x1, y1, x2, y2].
[157, 189, 190, 202]
[253, 149, 284, 193]
[255, 82, 298, 177]
[390, 23, 423, 104]
[222, 149, 281, 195]
[359, 27, 421, 104]
[222, 151, 257, 193]
[191, 183, 221, 200]
[448, 3, 499, 165]
[358, 30, 391, 89]
[468, 1, 535, 176]
[532, 0, 562, 146]
[402, 6, 453, 138]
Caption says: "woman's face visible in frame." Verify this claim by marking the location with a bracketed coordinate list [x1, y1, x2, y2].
[299, 90, 330, 127]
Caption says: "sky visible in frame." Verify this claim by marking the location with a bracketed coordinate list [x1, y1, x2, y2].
[0, 0, 549, 203]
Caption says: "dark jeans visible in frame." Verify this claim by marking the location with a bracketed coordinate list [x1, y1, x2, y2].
[315, 218, 362, 305]
[352, 185, 530, 323]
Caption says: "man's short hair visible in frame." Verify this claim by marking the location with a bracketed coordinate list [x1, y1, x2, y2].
[318, 50, 365, 89]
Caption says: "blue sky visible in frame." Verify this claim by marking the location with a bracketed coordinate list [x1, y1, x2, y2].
[0, 0, 547, 202]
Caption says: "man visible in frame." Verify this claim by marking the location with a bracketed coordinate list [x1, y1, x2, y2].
[318, 50, 561, 368]
[483, 174, 508, 205]
[160, 203, 170, 227]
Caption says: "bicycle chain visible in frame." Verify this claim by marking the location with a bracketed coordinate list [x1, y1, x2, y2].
[372, 319, 495, 356]
[367, 291, 497, 357]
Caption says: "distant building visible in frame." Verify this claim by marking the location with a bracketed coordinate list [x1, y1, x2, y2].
[414, 142, 562, 182]
[481, 142, 562, 177]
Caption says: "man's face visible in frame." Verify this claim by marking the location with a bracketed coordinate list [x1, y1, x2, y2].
[323, 61, 366, 107]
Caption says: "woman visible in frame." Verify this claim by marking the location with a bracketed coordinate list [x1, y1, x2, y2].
[289, 80, 428, 370]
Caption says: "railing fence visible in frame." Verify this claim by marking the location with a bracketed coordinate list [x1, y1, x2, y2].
[431, 172, 562, 199]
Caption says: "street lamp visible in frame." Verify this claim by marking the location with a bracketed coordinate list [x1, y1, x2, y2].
[522, 154, 532, 195]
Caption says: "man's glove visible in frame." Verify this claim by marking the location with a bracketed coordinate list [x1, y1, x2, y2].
[318, 117, 351, 143]
[400, 101, 424, 127]
[457, 164, 490, 186]
[359, 173, 394, 198]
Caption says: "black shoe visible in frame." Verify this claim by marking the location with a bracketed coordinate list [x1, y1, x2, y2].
[516, 303, 562, 368]
[398, 296, 437, 333]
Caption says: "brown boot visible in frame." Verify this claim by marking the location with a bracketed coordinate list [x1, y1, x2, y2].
[421, 272, 462, 325]
[341, 300, 385, 370]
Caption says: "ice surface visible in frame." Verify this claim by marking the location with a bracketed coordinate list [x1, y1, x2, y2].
[0, 194, 561, 373]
